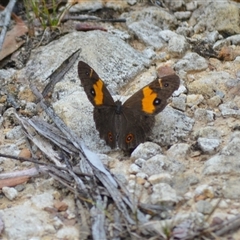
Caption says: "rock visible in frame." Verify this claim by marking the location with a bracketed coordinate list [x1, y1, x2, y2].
[168, 35, 189, 57]
[195, 200, 213, 215]
[134, 158, 146, 168]
[124, 6, 177, 29]
[141, 154, 185, 176]
[151, 183, 181, 205]
[174, 52, 208, 72]
[127, 0, 137, 5]
[194, 184, 214, 199]
[207, 95, 222, 108]
[131, 142, 162, 160]
[148, 173, 172, 185]
[203, 133, 240, 175]
[143, 47, 156, 59]
[167, 143, 190, 161]
[174, 11, 192, 20]
[159, 30, 178, 42]
[219, 102, 240, 119]
[186, 94, 204, 107]
[194, 109, 215, 122]
[54, 201, 68, 212]
[2, 187, 18, 200]
[128, 21, 165, 49]
[141, 154, 168, 176]
[186, 1, 198, 11]
[151, 106, 194, 146]
[129, 163, 141, 174]
[5, 126, 24, 140]
[197, 138, 221, 154]
[18, 31, 149, 92]
[187, 71, 231, 97]
[222, 179, 240, 199]
[190, 1, 240, 35]
[221, 133, 240, 156]
[18, 148, 32, 159]
[194, 126, 221, 139]
[171, 95, 186, 111]
[203, 155, 240, 175]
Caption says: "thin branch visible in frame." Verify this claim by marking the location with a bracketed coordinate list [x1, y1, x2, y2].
[0, 0, 17, 51]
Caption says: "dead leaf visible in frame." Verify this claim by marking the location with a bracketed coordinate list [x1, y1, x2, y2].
[0, 6, 28, 61]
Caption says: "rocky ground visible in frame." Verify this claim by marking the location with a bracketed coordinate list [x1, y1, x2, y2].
[1, 0, 240, 239]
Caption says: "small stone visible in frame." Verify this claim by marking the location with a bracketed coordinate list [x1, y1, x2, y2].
[129, 163, 140, 174]
[19, 148, 32, 159]
[197, 137, 221, 154]
[219, 102, 240, 119]
[195, 200, 213, 215]
[127, 0, 137, 5]
[141, 154, 167, 176]
[207, 95, 222, 108]
[134, 158, 146, 167]
[148, 173, 172, 185]
[194, 184, 214, 199]
[136, 172, 148, 179]
[171, 95, 186, 111]
[194, 109, 215, 122]
[5, 126, 24, 140]
[53, 216, 63, 230]
[159, 30, 177, 42]
[186, 94, 204, 107]
[168, 35, 189, 57]
[186, 1, 198, 11]
[174, 52, 208, 72]
[223, 179, 240, 199]
[128, 21, 165, 49]
[174, 11, 191, 20]
[167, 143, 190, 161]
[194, 126, 221, 139]
[151, 183, 180, 205]
[54, 201, 68, 212]
[143, 47, 156, 59]
[2, 187, 18, 200]
[131, 142, 162, 160]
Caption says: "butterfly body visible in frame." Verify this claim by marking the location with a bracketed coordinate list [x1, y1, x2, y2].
[78, 61, 180, 151]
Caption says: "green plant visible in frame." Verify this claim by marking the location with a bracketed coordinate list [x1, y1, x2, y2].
[23, 0, 61, 30]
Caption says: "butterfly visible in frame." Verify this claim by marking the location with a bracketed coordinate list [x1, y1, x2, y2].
[78, 61, 180, 150]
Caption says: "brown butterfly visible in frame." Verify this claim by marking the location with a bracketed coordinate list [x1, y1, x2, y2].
[78, 61, 180, 150]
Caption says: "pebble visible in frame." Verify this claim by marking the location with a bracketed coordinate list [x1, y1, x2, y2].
[171, 95, 186, 111]
[151, 183, 180, 205]
[5, 126, 24, 140]
[168, 35, 189, 57]
[2, 187, 18, 200]
[197, 137, 221, 154]
[131, 142, 162, 160]
[128, 21, 165, 49]
[167, 143, 190, 161]
[129, 163, 141, 174]
[195, 200, 213, 215]
[148, 173, 172, 185]
[174, 52, 208, 72]
[194, 184, 214, 199]
[194, 109, 215, 122]
[186, 94, 204, 107]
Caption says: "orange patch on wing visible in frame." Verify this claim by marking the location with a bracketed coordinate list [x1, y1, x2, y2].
[142, 86, 157, 114]
[93, 79, 104, 105]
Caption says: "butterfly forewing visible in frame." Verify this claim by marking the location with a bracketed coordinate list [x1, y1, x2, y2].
[78, 61, 115, 107]
[123, 74, 180, 115]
